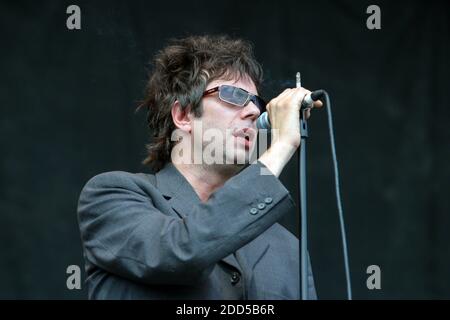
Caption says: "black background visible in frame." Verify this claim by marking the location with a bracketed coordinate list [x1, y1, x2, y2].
[0, 0, 449, 299]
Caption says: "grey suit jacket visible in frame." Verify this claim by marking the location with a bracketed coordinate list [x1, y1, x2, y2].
[77, 160, 317, 299]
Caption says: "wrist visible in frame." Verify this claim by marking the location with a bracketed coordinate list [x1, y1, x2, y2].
[258, 140, 299, 177]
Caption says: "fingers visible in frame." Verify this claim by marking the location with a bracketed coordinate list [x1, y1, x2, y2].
[268, 88, 293, 107]
[294, 87, 324, 111]
[294, 87, 324, 109]
[269, 87, 324, 112]
[286, 87, 316, 102]
[313, 100, 323, 108]
[305, 109, 311, 119]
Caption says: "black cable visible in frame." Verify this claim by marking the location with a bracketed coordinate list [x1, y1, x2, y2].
[299, 90, 352, 300]
[322, 91, 352, 300]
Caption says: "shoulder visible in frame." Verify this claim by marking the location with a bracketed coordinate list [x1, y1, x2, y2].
[77, 171, 161, 222]
[79, 171, 157, 200]
[82, 171, 155, 189]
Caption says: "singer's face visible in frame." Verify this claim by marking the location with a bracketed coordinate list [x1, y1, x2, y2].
[196, 75, 260, 166]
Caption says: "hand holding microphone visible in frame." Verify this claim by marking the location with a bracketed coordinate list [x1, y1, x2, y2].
[257, 87, 324, 147]
[257, 87, 324, 177]
[257, 81, 352, 300]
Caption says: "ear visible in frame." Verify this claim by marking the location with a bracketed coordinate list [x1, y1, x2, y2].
[171, 100, 193, 134]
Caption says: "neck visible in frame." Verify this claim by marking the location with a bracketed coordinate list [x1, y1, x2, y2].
[172, 161, 244, 203]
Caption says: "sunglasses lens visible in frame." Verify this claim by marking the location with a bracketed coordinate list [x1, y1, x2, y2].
[220, 85, 248, 106]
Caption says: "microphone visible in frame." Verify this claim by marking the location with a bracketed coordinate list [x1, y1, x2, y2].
[256, 90, 325, 129]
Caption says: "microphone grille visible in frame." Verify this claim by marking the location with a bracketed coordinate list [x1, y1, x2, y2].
[256, 112, 270, 130]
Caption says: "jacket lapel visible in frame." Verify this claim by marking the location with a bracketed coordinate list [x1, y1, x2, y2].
[156, 162, 207, 221]
[154, 162, 244, 273]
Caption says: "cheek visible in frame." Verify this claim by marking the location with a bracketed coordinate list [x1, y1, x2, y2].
[204, 108, 236, 129]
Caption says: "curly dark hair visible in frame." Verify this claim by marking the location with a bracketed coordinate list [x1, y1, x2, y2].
[138, 35, 264, 172]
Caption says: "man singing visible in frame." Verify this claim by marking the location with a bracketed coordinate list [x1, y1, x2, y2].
[77, 35, 321, 299]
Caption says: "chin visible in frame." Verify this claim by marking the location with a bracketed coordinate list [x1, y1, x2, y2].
[229, 154, 251, 166]
[222, 146, 253, 166]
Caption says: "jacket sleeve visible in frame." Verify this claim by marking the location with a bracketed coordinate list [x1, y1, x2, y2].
[77, 161, 296, 286]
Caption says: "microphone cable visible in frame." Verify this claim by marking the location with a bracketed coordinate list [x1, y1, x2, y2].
[304, 90, 352, 300]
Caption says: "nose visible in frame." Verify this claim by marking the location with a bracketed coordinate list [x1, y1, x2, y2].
[240, 101, 261, 121]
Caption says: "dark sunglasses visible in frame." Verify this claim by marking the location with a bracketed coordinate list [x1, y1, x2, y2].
[202, 85, 266, 113]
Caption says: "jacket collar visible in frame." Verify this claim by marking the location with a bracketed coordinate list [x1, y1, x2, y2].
[155, 162, 200, 205]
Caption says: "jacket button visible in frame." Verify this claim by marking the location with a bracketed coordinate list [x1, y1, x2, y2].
[264, 197, 273, 204]
[231, 272, 241, 285]
[257, 203, 266, 210]
[249, 207, 258, 215]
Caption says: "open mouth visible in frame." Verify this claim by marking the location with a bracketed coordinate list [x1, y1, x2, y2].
[233, 127, 255, 140]
[231, 127, 256, 150]
[240, 134, 252, 149]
